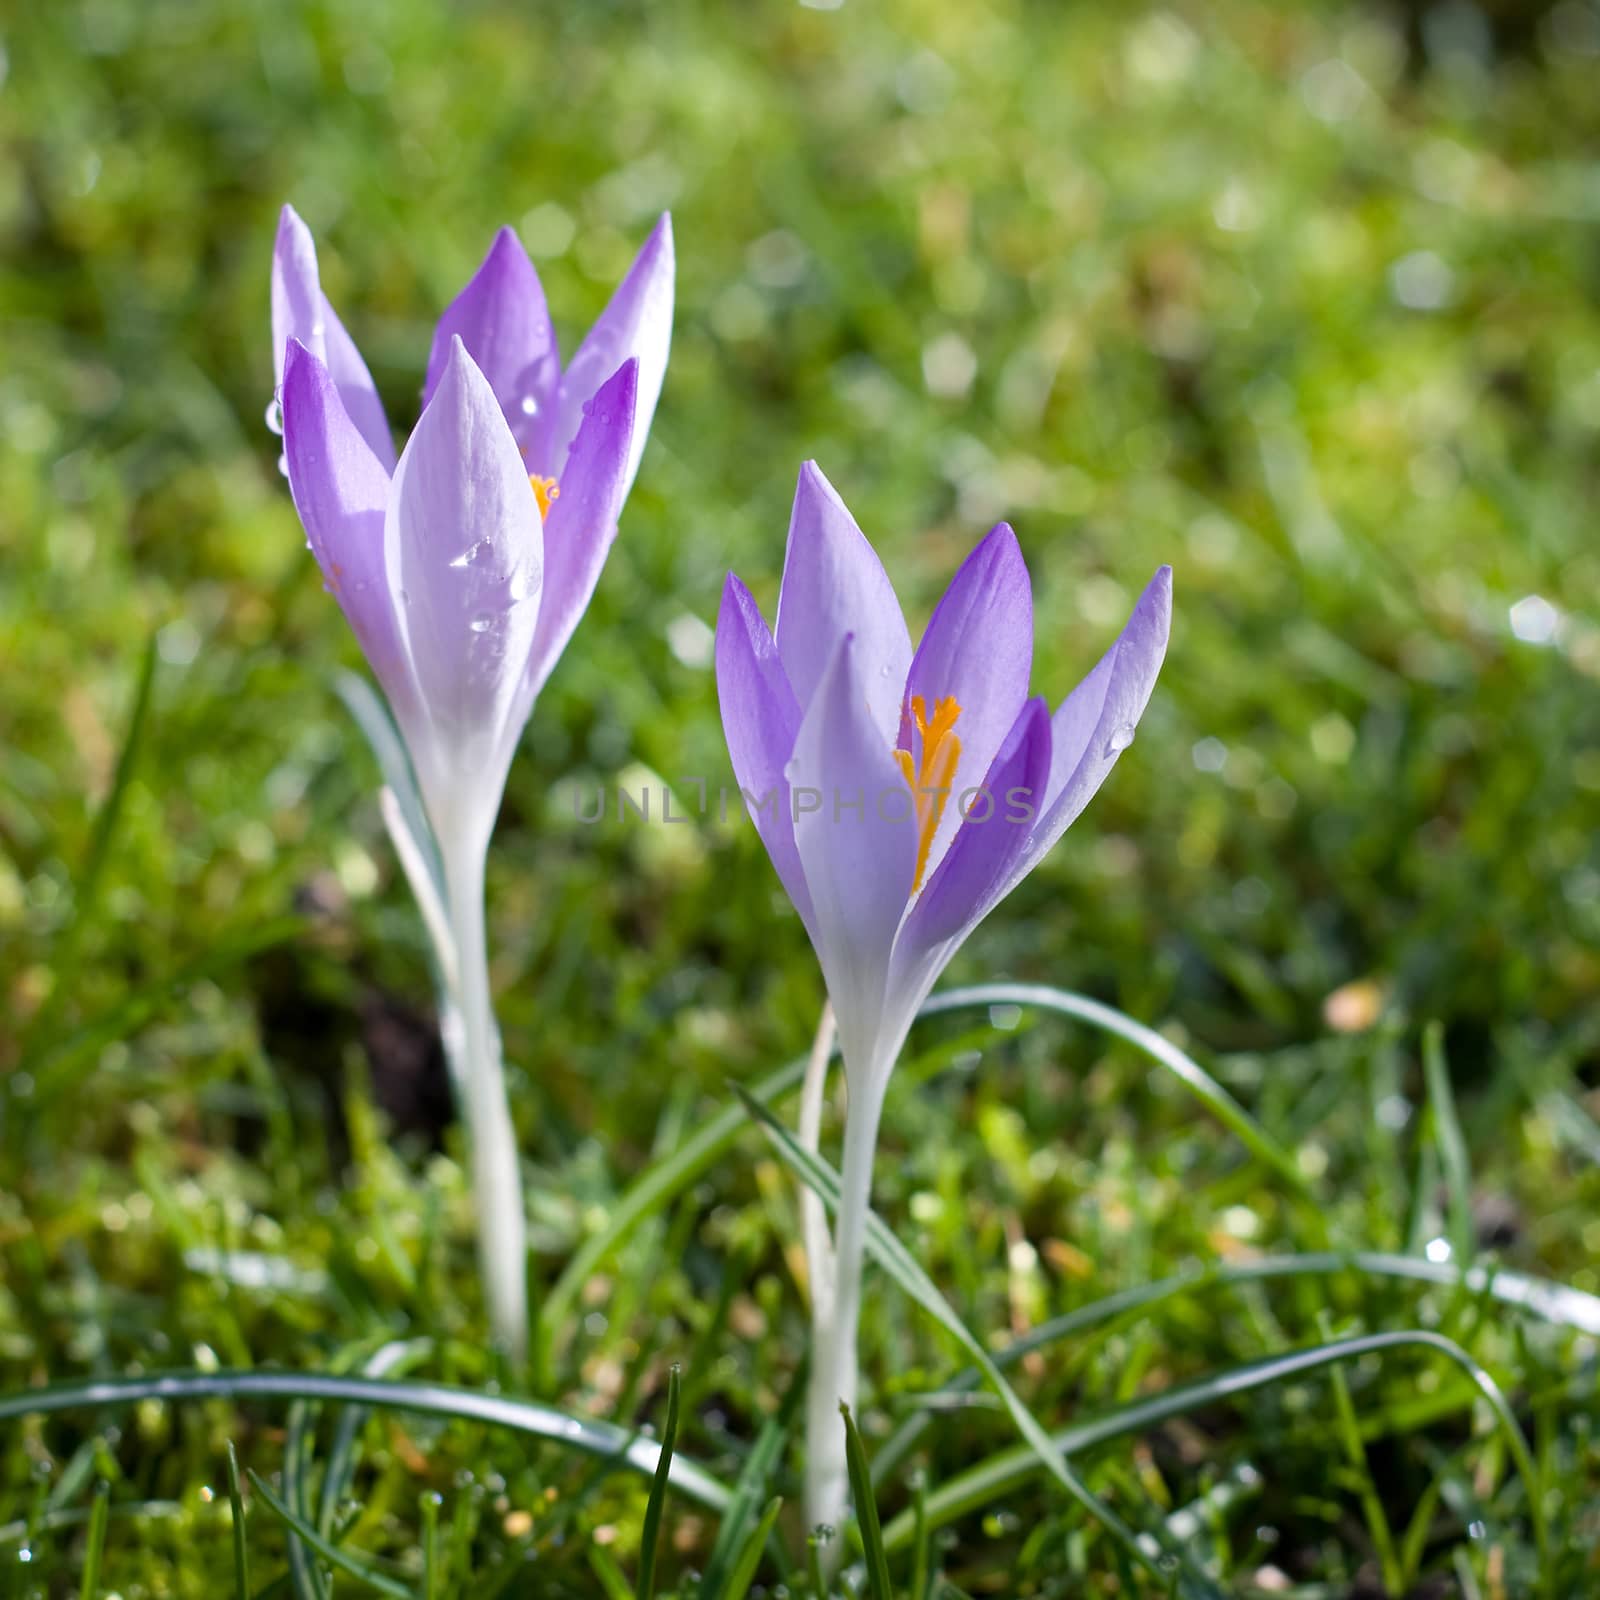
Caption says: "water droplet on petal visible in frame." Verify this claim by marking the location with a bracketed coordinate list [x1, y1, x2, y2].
[470, 614, 493, 634]
[1103, 722, 1135, 756]
[264, 396, 284, 435]
[519, 395, 540, 417]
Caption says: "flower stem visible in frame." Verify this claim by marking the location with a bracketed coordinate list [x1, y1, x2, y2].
[442, 841, 528, 1358]
[797, 1002, 837, 1325]
[804, 1077, 883, 1546]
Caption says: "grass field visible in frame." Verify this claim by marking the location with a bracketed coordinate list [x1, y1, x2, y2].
[4, 0, 1600, 1594]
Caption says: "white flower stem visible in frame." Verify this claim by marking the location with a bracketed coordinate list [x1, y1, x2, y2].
[804, 1073, 884, 1546]
[797, 1001, 837, 1326]
[442, 839, 528, 1358]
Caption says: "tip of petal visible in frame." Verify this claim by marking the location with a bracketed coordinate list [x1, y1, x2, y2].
[275, 203, 312, 251]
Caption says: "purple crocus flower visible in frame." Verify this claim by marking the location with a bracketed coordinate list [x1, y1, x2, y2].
[715, 460, 1171, 1531]
[272, 204, 673, 857]
[269, 206, 673, 1354]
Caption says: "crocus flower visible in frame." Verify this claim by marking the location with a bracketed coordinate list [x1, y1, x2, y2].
[715, 461, 1171, 1532]
[272, 204, 673, 861]
[269, 206, 673, 1353]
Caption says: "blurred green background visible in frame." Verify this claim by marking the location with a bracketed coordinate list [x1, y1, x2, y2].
[3, 0, 1600, 1592]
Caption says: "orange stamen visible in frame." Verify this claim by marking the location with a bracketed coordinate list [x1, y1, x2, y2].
[530, 475, 560, 519]
[893, 694, 963, 893]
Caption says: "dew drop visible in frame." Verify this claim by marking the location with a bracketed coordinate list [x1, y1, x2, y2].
[519, 395, 540, 417]
[263, 396, 284, 435]
[470, 614, 493, 634]
[449, 540, 491, 570]
[1104, 722, 1136, 756]
[1467, 1519, 1487, 1540]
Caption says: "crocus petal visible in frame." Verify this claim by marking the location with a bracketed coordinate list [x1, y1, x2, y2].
[423, 226, 560, 457]
[384, 336, 544, 844]
[899, 695, 1053, 955]
[774, 461, 911, 743]
[281, 339, 418, 726]
[271, 206, 394, 470]
[788, 634, 919, 1083]
[715, 573, 814, 936]
[542, 213, 673, 498]
[521, 358, 638, 707]
[1008, 565, 1173, 893]
[903, 523, 1033, 881]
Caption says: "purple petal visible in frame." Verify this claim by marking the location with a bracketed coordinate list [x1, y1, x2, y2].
[1013, 565, 1173, 887]
[541, 213, 673, 497]
[271, 206, 394, 470]
[788, 633, 919, 1082]
[281, 339, 416, 725]
[521, 358, 638, 706]
[774, 461, 911, 743]
[423, 226, 560, 457]
[902, 522, 1033, 882]
[384, 336, 544, 835]
[900, 695, 1052, 953]
[715, 573, 814, 935]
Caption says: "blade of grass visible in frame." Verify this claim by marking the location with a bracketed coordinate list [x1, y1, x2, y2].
[0, 1371, 730, 1515]
[840, 1404, 891, 1600]
[877, 1328, 1548, 1583]
[871, 1247, 1600, 1483]
[226, 1443, 250, 1600]
[1423, 1021, 1474, 1265]
[589, 1545, 634, 1600]
[720, 1496, 784, 1600]
[283, 1401, 330, 1600]
[636, 1365, 681, 1600]
[247, 1471, 414, 1599]
[78, 1481, 110, 1600]
[921, 984, 1312, 1199]
[733, 1083, 1221, 1599]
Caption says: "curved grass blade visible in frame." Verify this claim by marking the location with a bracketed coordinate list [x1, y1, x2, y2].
[247, 1471, 413, 1600]
[733, 1084, 1222, 1599]
[719, 1496, 784, 1600]
[922, 984, 1311, 1197]
[636, 1365, 681, 1600]
[872, 1246, 1600, 1483]
[877, 1328, 1549, 1577]
[841, 1404, 891, 1600]
[0, 1370, 730, 1515]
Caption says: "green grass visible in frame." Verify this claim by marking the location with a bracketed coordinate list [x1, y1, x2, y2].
[4, 0, 1600, 1593]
